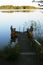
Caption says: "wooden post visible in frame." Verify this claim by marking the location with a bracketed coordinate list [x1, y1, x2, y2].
[10, 26, 17, 42]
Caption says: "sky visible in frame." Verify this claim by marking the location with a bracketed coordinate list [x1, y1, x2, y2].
[0, 0, 38, 6]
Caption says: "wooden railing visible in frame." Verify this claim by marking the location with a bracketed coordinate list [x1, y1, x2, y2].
[32, 39, 43, 59]
[34, 39, 41, 46]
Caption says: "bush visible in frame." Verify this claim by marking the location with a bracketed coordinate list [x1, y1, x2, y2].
[1, 43, 20, 60]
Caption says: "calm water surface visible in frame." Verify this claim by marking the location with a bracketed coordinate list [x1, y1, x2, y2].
[0, 9, 43, 49]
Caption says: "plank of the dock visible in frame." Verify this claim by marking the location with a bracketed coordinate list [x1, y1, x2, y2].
[18, 32, 35, 52]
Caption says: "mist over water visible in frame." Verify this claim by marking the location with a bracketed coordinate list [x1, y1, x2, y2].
[0, 9, 43, 49]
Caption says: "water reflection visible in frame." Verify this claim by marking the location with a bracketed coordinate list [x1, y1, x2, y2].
[0, 9, 43, 49]
[0, 9, 36, 13]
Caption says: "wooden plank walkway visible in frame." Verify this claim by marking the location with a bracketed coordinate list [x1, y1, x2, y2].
[18, 32, 35, 52]
[0, 32, 42, 65]
[16, 32, 42, 65]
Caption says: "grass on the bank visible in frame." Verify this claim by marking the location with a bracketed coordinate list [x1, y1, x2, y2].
[0, 43, 20, 60]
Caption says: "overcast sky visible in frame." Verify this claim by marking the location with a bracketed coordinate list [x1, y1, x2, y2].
[0, 0, 38, 6]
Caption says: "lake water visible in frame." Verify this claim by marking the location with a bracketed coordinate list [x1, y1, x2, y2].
[0, 9, 43, 49]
